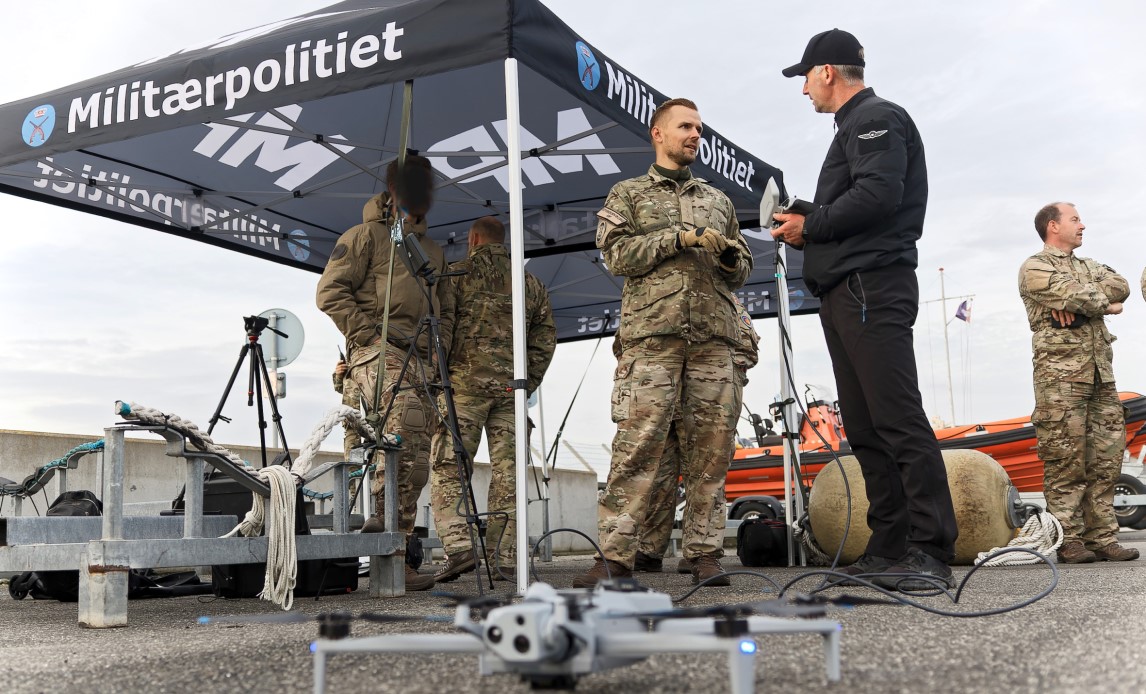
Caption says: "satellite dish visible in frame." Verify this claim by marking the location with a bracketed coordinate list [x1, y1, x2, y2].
[258, 308, 305, 368]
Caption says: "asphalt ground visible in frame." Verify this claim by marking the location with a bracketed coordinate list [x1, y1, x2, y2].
[1, 531, 1144, 694]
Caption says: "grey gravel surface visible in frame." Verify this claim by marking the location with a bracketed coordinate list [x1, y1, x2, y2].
[2, 531, 1143, 694]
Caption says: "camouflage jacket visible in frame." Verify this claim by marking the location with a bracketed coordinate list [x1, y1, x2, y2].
[316, 192, 452, 357]
[610, 290, 759, 369]
[595, 166, 752, 349]
[1018, 244, 1129, 384]
[1141, 266, 1146, 302]
[732, 295, 760, 370]
[444, 243, 556, 397]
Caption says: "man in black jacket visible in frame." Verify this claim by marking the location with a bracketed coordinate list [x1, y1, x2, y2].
[772, 29, 958, 590]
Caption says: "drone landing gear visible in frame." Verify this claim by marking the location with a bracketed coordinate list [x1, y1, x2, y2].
[526, 674, 577, 690]
[309, 583, 842, 694]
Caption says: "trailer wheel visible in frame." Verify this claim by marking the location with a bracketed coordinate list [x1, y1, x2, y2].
[731, 499, 780, 521]
[1114, 474, 1146, 528]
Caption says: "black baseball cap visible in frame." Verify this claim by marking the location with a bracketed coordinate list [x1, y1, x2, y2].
[781, 29, 865, 78]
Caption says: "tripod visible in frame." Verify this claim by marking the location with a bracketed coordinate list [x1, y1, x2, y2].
[206, 315, 292, 469]
[370, 234, 494, 593]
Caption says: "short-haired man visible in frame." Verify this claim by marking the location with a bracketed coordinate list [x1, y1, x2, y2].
[1019, 202, 1138, 562]
[316, 155, 451, 591]
[774, 30, 959, 590]
[430, 215, 556, 582]
[574, 98, 752, 588]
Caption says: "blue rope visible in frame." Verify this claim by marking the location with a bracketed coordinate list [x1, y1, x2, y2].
[300, 464, 374, 501]
[0, 440, 105, 497]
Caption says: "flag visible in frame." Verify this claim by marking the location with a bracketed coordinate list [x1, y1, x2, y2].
[955, 299, 972, 323]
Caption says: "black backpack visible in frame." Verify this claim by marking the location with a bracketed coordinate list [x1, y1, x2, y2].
[736, 518, 790, 567]
[8, 490, 209, 602]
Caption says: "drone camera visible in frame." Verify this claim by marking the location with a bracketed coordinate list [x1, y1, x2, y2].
[318, 613, 352, 640]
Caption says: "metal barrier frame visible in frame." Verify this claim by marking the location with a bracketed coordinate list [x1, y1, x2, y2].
[0, 423, 407, 627]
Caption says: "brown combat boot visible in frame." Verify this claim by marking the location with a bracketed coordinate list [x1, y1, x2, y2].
[572, 558, 631, 588]
[434, 549, 476, 583]
[1091, 543, 1140, 561]
[633, 551, 664, 572]
[491, 565, 517, 581]
[360, 515, 385, 533]
[691, 555, 731, 586]
[676, 556, 694, 574]
[1057, 541, 1097, 564]
[405, 564, 435, 591]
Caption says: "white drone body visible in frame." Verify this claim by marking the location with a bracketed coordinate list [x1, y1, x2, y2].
[311, 581, 842, 693]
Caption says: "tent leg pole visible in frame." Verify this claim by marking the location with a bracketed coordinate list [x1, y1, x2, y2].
[504, 57, 531, 593]
[775, 243, 806, 566]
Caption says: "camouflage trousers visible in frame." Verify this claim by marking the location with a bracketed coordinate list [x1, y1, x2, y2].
[430, 394, 518, 562]
[347, 341, 434, 536]
[1032, 379, 1125, 548]
[339, 376, 363, 462]
[599, 336, 738, 567]
[638, 423, 682, 558]
[638, 367, 744, 558]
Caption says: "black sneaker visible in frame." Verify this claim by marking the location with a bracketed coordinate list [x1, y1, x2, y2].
[832, 553, 896, 586]
[873, 547, 953, 592]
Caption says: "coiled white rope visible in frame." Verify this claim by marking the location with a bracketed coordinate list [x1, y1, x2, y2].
[975, 510, 1064, 567]
[221, 465, 298, 609]
[115, 401, 259, 480]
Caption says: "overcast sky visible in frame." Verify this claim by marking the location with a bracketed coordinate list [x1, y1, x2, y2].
[1, 1, 1143, 480]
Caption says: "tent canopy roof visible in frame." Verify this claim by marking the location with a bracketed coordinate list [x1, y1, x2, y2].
[0, 0, 817, 341]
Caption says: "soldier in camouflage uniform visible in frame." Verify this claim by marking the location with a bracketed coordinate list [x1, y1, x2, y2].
[316, 155, 453, 591]
[430, 216, 556, 583]
[634, 295, 760, 574]
[1019, 202, 1138, 563]
[574, 98, 753, 588]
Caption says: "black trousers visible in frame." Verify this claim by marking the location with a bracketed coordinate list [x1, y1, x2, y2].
[818, 264, 958, 562]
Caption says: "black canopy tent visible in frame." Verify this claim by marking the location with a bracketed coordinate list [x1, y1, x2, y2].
[0, 0, 818, 585]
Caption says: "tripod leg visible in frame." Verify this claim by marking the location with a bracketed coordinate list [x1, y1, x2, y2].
[425, 315, 494, 590]
[253, 342, 291, 464]
[207, 343, 249, 435]
[251, 349, 269, 468]
[174, 341, 248, 508]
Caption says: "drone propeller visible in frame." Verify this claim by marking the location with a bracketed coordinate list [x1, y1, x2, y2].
[198, 610, 451, 628]
[618, 592, 894, 623]
[432, 591, 514, 615]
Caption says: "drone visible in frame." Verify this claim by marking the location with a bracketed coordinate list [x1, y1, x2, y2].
[204, 579, 849, 692]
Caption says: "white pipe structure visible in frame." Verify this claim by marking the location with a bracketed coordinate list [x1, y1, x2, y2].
[504, 58, 531, 592]
[774, 242, 806, 566]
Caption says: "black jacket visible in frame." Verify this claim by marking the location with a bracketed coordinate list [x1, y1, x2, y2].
[802, 88, 927, 296]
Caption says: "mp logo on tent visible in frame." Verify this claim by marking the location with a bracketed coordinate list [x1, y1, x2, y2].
[576, 41, 600, 90]
[287, 229, 311, 262]
[22, 104, 55, 147]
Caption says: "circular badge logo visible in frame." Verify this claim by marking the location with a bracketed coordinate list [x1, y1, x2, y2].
[287, 229, 311, 262]
[576, 41, 600, 91]
[789, 289, 805, 311]
[23, 104, 55, 147]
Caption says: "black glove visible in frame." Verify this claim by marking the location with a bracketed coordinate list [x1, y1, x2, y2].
[718, 246, 740, 273]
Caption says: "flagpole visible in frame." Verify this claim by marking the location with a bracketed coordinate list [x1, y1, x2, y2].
[939, 267, 956, 426]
